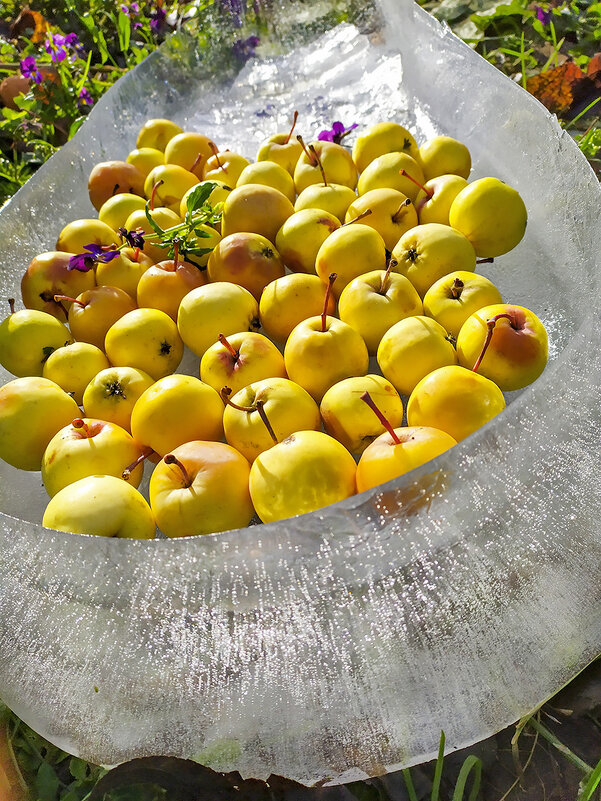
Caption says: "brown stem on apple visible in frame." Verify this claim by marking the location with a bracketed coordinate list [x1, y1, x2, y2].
[360, 391, 402, 445]
[379, 260, 395, 295]
[173, 239, 180, 270]
[308, 144, 328, 186]
[122, 447, 154, 481]
[220, 386, 255, 412]
[322, 273, 336, 333]
[53, 293, 86, 307]
[392, 198, 412, 223]
[472, 312, 514, 372]
[71, 418, 92, 437]
[218, 333, 239, 362]
[164, 453, 193, 488]
[450, 278, 464, 299]
[296, 135, 317, 166]
[132, 247, 140, 261]
[150, 179, 163, 211]
[399, 168, 433, 199]
[209, 142, 225, 171]
[476, 258, 494, 265]
[284, 110, 299, 144]
[342, 209, 372, 227]
[7, 298, 15, 314]
[256, 400, 278, 444]
[191, 147, 208, 174]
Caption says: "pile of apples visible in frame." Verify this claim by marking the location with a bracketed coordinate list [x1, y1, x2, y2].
[0, 114, 549, 539]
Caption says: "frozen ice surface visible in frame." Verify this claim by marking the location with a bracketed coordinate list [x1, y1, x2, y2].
[0, 0, 600, 784]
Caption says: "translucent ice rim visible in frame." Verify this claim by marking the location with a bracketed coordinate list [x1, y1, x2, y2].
[0, 0, 600, 785]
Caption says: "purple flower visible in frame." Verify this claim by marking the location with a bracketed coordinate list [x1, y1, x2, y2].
[19, 56, 43, 85]
[118, 227, 145, 248]
[149, 6, 167, 33]
[318, 121, 358, 144]
[535, 5, 551, 24]
[121, 3, 140, 15]
[44, 32, 67, 63]
[68, 244, 120, 272]
[232, 35, 259, 62]
[218, 0, 244, 27]
[78, 86, 94, 106]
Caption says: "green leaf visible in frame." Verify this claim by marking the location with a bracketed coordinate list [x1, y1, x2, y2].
[431, 731, 445, 801]
[186, 181, 217, 215]
[70, 756, 91, 781]
[451, 755, 482, 801]
[117, 10, 132, 54]
[35, 760, 60, 801]
[144, 202, 166, 237]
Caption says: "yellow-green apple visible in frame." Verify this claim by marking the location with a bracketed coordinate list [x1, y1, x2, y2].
[418, 136, 472, 181]
[43, 342, 110, 404]
[88, 160, 145, 211]
[82, 366, 154, 433]
[284, 275, 369, 401]
[0, 376, 80, 470]
[136, 118, 183, 151]
[256, 111, 303, 175]
[423, 271, 503, 338]
[98, 193, 147, 231]
[415, 174, 469, 226]
[221, 184, 295, 242]
[294, 182, 357, 222]
[200, 331, 286, 396]
[42, 417, 146, 497]
[127, 146, 164, 178]
[95, 247, 154, 299]
[56, 218, 118, 254]
[105, 308, 184, 380]
[315, 223, 387, 297]
[59, 285, 137, 349]
[259, 273, 336, 342]
[377, 315, 458, 396]
[136, 255, 208, 321]
[407, 364, 506, 441]
[222, 376, 321, 462]
[456, 303, 548, 391]
[237, 161, 295, 202]
[338, 266, 422, 354]
[207, 232, 285, 300]
[43, 474, 156, 538]
[390, 223, 476, 297]
[293, 138, 358, 193]
[177, 282, 260, 357]
[149, 441, 254, 537]
[21, 251, 96, 322]
[345, 189, 418, 251]
[143, 164, 199, 213]
[356, 390, 457, 491]
[202, 150, 250, 184]
[131, 374, 223, 456]
[320, 374, 403, 454]
[0, 304, 71, 377]
[249, 429, 356, 523]
[164, 132, 216, 178]
[357, 152, 425, 201]
[352, 122, 419, 173]
[449, 177, 527, 257]
[275, 208, 340, 274]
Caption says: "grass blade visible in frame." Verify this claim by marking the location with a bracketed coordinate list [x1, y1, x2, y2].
[431, 731, 445, 801]
[452, 755, 482, 801]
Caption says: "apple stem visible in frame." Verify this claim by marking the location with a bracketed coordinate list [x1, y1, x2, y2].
[209, 142, 225, 171]
[450, 278, 464, 299]
[53, 293, 85, 307]
[360, 391, 402, 445]
[392, 198, 412, 223]
[284, 110, 299, 144]
[476, 257, 494, 264]
[164, 453, 192, 488]
[399, 168, 433, 199]
[322, 273, 336, 333]
[150, 179, 163, 211]
[122, 447, 154, 481]
[218, 333, 239, 361]
[296, 134, 316, 166]
[220, 386, 255, 412]
[379, 260, 394, 294]
[7, 298, 15, 314]
[256, 400, 278, 445]
[472, 312, 514, 373]
[342, 209, 372, 227]
[191, 146, 209, 174]
[308, 144, 328, 186]
[71, 418, 91, 438]
[173, 239, 180, 270]
[132, 247, 140, 261]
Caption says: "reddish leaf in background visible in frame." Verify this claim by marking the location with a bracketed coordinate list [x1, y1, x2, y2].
[526, 61, 584, 114]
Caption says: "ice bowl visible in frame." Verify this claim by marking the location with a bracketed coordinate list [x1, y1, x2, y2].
[0, 0, 600, 785]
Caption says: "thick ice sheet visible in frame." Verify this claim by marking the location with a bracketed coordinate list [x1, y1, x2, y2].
[0, 0, 600, 784]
